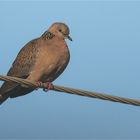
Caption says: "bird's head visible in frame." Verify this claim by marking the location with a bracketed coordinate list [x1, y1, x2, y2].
[48, 22, 72, 41]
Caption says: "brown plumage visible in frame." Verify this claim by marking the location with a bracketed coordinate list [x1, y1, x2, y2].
[0, 22, 72, 105]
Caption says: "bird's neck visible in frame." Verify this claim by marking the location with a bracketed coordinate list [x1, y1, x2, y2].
[41, 31, 55, 40]
[41, 31, 66, 44]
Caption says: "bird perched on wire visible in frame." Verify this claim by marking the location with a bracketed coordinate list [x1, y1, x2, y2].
[0, 22, 72, 105]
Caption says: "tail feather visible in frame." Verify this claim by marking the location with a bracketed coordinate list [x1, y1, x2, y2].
[0, 86, 34, 105]
[0, 82, 18, 105]
[0, 76, 34, 105]
[0, 92, 9, 105]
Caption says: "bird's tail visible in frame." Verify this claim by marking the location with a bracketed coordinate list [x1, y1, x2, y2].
[0, 81, 18, 105]
[0, 92, 9, 105]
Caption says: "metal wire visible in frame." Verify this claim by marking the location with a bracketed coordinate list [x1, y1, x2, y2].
[0, 75, 140, 106]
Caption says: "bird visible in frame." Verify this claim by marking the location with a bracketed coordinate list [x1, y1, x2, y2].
[0, 22, 72, 105]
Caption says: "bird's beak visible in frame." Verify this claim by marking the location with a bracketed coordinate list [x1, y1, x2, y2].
[67, 35, 72, 41]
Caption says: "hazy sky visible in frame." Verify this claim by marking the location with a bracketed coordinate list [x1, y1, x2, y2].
[0, 1, 140, 139]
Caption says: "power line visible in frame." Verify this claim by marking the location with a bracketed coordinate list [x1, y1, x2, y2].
[0, 75, 140, 106]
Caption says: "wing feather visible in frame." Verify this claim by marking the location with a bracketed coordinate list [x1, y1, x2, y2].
[0, 38, 39, 101]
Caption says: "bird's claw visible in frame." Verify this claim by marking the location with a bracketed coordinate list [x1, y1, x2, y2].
[43, 82, 54, 92]
[35, 81, 54, 92]
[35, 81, 43, 90]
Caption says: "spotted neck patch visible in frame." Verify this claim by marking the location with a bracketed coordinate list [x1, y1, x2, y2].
[41, 31, 55, 40]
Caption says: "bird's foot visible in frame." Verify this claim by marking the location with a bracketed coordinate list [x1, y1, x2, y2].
[35, 81, 43, 90]
[43, 82, 54, 92]
[35, 81, 54, 92]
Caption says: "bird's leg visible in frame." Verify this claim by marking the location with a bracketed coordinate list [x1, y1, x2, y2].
[35, 81, 54, 92]
[43, 82, 54, 92]
[35, 81, 43, 90]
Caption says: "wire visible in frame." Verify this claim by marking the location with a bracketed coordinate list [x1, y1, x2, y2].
[0, 75, 140, 106]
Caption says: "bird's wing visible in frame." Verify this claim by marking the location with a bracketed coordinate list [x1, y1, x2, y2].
[8, 39, 39, 77]
[0, 38, 39, 102]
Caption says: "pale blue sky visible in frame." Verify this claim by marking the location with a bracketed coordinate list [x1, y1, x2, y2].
[0, 1, 140, 139]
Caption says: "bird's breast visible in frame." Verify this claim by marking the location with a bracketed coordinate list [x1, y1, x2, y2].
[34, 41, 70, 82]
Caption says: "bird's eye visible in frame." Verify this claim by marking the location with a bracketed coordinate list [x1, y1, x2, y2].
[59, 29, 62, 32]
